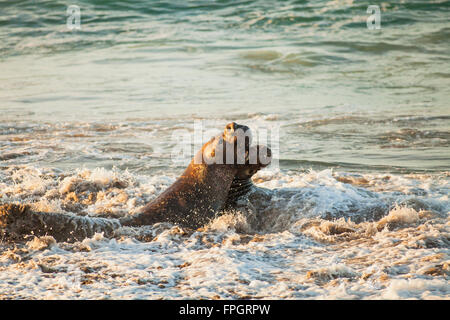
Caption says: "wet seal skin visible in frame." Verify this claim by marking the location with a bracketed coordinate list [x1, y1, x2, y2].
[0, 123, 272, 242]
[120, 122, 271, 229]
[225, 145, 272, 209]
[0, 202, 120, 242]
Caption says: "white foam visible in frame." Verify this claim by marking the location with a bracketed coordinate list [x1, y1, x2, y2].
[0, 166, 448, 299]
[382, 279, 450, 299]
[377, 206, 420, 230]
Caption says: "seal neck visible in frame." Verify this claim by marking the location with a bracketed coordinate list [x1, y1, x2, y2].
[224, 177, 254, 208]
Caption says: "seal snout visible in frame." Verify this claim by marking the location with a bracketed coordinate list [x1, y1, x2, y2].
[225, 122, 248, 133]
[224, 122, 252, 147]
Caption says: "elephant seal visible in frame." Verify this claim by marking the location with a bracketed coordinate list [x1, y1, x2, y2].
[225, 144, 272, 209]
[0, 203, 121, 242]
[120, 122, 271, 229]
[0, 123, 272, 242]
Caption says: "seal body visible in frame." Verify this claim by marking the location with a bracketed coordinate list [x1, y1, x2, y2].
[1, 122, 272, 241]
[120, 122, 257, 229]
[0, 203, 120, 242]
[120, 161, 238, 229]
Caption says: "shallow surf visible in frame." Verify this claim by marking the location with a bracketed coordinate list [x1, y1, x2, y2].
[0, 166, 448, 299]
[0, 0, 449, 299]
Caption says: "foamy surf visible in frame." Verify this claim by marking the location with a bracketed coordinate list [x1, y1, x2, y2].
[0, 166, 448, 299]
[1, 0, 449, 302]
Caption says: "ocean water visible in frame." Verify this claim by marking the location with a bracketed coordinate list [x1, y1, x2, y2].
[0, 0, 449, 299]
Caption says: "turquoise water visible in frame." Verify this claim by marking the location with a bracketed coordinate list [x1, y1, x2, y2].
[1, 0, 449, 173]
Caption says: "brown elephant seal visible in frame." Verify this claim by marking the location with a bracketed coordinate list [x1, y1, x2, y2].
[0, 203, 120, 242]
[120, 122, 271, 229]
[0, 122, 272, 242]
[225, 144, 272, 209]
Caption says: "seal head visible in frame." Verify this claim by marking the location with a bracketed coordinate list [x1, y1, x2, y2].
[225, 144, 272, 208]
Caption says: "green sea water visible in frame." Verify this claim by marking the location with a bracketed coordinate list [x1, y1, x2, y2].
[0, 0, 449, 173]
